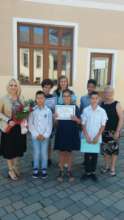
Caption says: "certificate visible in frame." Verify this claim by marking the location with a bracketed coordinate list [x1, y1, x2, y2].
[80, 138, 100, 153]
[55, 105, 75, 120]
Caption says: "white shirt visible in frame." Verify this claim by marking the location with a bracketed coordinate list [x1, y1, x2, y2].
[81, 105, 108, 143]
[28, 105, 53, 139]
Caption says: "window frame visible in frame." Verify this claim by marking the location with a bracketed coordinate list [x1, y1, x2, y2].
[17, 22, 74, 85]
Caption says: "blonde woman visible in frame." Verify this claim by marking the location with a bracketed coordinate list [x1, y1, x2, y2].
[0, 79, 27, 180]
[101, 86, 123, 176]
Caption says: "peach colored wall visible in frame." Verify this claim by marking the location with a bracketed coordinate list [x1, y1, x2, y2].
[0, 0, 124, 108]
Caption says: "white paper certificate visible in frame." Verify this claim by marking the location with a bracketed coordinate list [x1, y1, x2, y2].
[55, 105, 75, 120]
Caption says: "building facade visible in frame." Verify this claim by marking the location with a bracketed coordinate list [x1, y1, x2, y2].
[1, 0, 124, 107]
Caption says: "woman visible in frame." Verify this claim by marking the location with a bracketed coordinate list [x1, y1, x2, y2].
[54, 89, 80, 182]
[101, 86, 123, 176]
[54, 75, 76, 104]
[0, 79, 27, 180]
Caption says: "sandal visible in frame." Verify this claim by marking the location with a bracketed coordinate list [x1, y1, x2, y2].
[67, 170, 75, 182]
[110, 170, 116, 177]
[100, 167, 110, 174]
[57, 170, 64, 182]
[8, 169, 18, 181]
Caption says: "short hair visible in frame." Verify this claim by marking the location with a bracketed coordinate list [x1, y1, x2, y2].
[90, 91, 99, 97]
[35, 90, 45, 97]
[41, 79, 54, 88]
[63, 89, 72, 97]
[87, 79, 97, 87]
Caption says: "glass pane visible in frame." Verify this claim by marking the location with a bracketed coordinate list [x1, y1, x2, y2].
[19, 48, 30, 84]
[61, 51, 71, 83]
[33, 49, 43, 85]
[33, 27, 44, 44]
[61, 30, 72, 46]
[90, 57, 110, 89]
[49, 29, 59, 45]
[49, 50, 58, 81]
[19, 26, 30, 43]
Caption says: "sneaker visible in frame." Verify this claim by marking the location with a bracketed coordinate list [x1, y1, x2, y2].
[67, 170, 74, 182]
[91, 173, 98, 182]
[57, 170, 64, 182]
[80, 173, 91, 181]
[32, 169, 39, 179]
[41, 169, 48, 179]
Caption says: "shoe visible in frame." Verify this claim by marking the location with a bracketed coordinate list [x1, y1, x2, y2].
[110, 170, 116, 177]
[57, 170, 64, 182]
[100, 167, 110, 174]
[41, 169, 48, 179]
[48, 159, 52, 167]
[67, 170, 75, 182]
[91, 173, 98, 182]
[80, 173, 91, 181]
[32, 169, 39, 179]
[8, 169, 18, 181]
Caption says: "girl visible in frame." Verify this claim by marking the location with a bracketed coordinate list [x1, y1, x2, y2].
[54, 75, 76, 105]
[54, 89, 80, 182]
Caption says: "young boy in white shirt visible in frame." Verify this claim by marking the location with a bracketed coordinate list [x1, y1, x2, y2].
[81, 91, 108, 182]
[29, 91, 53, 179]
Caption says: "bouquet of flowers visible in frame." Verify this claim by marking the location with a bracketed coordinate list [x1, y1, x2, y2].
[5, 99, 35, 134]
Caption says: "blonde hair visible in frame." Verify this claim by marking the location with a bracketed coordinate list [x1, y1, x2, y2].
[7, 78, 21, 97]
[104, 86, 114, 93]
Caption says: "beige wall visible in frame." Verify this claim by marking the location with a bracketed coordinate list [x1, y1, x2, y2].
[0, 0, 124, 108]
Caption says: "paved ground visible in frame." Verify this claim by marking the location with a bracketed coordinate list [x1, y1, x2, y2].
[0, 132, 124, 220]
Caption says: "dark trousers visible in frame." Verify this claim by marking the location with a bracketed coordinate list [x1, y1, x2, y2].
[84, 153, 98, 174]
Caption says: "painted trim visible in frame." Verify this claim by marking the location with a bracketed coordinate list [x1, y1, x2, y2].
[12, 17, 79, 84]
[86, 48, 118, 92]
[24, 0, 124, 12]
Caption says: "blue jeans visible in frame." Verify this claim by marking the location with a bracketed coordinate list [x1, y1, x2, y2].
[32, 138, 49, 170]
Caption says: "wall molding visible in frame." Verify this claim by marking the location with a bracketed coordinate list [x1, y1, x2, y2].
[24, 0, 124, 12]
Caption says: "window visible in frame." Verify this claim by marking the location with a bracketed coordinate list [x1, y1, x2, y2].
[90, 53, 113, 90]
[17, 23, 73, 85]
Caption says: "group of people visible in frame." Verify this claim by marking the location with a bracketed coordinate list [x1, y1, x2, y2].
[0, 76, 123, 182]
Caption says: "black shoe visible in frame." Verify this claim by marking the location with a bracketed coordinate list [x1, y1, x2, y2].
[48, 159, 52, 167]
[41, 170, 48, 179]
[32, 169, 39, 179]
[91, 173, 98, 182]
[80, 173, 91, 181]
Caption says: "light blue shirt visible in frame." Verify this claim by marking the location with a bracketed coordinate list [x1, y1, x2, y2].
[28, 105, 53, 139]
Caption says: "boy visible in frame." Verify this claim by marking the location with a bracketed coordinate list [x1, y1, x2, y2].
[80, 79, 97, 114]
[81, 91, 107, 182]
[80, 79, 97, 166]
[29, 91, 53, 179]
[41, 79, 56, 166]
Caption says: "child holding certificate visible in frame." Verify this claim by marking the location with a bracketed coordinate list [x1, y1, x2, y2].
[54, 89, 80, 182]
[81, 91, 107, 182]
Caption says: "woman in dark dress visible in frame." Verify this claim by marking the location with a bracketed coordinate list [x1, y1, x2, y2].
[0, 79, 27, 180]
[101, 86, 123, 176]
[54, 89, 81, 182]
